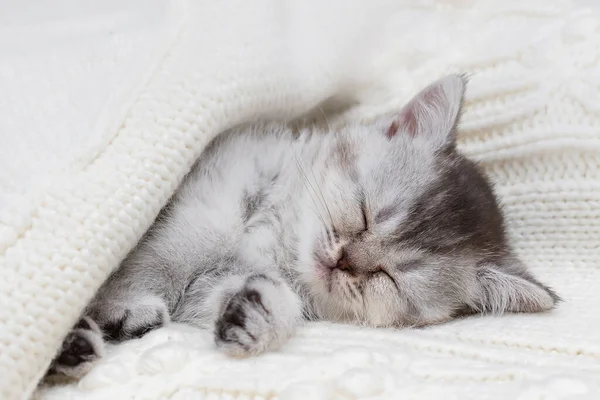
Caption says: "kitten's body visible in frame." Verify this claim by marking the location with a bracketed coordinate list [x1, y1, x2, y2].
[48, 76, 558, 378]
[99, 123, 311, 327]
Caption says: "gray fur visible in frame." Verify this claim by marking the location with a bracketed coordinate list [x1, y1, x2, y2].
[48, 75, 559, 378]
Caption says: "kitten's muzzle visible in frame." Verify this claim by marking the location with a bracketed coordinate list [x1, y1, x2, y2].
[334, 249, 354, 274]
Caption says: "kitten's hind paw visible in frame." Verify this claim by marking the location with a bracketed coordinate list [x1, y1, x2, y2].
[214, 274, 301, 357]
[90, 295, 170, 342]
[47, 317, 104, 380]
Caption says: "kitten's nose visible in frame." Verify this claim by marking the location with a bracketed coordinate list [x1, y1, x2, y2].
[335, 249, 353, 273]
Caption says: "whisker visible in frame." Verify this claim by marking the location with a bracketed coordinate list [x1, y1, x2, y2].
[318, 107, 332, 133]
[294, 156, 326, 223]
[305, 202, 327, 236]
[307, 161, 335, 230]
[295, 157, 328, 220]
[313, 108, 338, 232]
[294, 152, 336, 243]
[292, 147, 334, 226]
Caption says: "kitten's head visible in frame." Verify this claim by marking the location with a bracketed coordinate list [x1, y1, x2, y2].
[300, 74, 559, 327]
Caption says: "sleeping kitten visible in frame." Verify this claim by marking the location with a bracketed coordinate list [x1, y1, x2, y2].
[48, 75, 559, 378]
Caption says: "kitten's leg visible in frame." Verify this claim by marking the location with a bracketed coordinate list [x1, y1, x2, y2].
[87, 290, 170, 342]
[213, 272, 303, 356]
[47, 268, 172, 380]
[82, 250, 175, 343]
[178, 271, 303, 356]
[46, 317, 104, 379]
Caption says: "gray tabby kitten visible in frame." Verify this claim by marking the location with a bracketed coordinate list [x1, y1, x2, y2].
[48, 75, 559, 378]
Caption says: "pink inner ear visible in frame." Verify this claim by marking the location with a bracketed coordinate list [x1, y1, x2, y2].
[388, 86, 439, 139]
[398, 106, 419, 137]
[386, 121, 399, 138]
[387, 104, 418, 139]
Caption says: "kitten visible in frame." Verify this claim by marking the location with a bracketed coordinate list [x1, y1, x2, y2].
[47, 75, 559, 378]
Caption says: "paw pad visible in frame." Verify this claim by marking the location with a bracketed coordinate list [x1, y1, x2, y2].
[57, 335, 94, 367]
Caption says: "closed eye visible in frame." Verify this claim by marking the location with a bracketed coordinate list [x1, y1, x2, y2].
[371, 267, 400, 292]
[360, 199, 369, 232]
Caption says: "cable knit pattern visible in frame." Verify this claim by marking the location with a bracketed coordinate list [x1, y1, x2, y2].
[1, 0, 599, 399]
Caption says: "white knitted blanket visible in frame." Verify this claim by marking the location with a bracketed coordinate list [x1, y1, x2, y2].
[1, 0, 599, 399]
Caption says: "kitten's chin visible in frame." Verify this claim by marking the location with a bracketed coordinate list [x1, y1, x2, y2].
[309, 279, 371, 324]
[305, 264, 387, 325]
[312, 301, 360, 324]
[308, 274, 407, 328]
[313, 301, 394, 328]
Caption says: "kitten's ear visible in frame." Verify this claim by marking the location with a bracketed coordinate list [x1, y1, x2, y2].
[386, 74, 466, 150]
[473, 261, 560, 314]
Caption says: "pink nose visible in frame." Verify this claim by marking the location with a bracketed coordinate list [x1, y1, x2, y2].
[335, 250, 353, 273]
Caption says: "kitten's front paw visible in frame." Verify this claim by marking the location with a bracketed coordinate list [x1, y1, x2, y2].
[47, 317, 104, 380]
[215, 287, 271, 356]
[214, 275, 301, 357]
